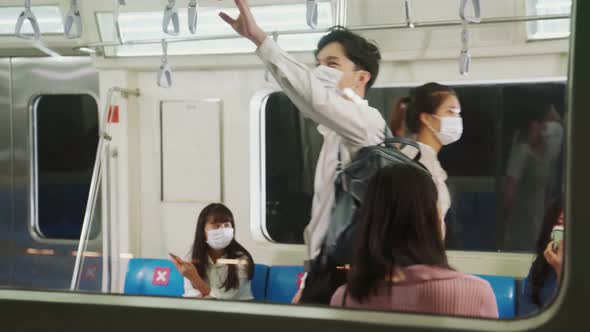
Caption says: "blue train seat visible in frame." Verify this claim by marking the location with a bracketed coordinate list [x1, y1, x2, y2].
[476, 274, 516, 319]
[252, 264, 269, 301]
[124, 259, 517, 317]
[266, 266, 304, 303]
[124, 258, 184, 297]
[124, 258, 269, 300]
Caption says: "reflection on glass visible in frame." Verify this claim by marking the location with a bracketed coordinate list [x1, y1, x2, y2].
[264, 82, 566, 254]
[501, 86, 565, 252]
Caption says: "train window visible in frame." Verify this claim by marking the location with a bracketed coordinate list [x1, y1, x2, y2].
[96, 2, 332, 57]
[262, 81, 566, 253]
[527, 0, 572, 40]
[32, 95, 100, 240]
[0, 6, 64, 35]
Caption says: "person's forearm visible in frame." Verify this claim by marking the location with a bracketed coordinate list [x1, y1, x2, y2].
[189, 274, 211, 296]
[250, 30, 267, 47]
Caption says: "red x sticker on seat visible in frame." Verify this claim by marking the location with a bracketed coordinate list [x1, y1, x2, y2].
[152, 267, 171, 286]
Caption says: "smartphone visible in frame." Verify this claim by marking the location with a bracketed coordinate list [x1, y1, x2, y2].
[169, 252, 182, 263]
[550, 225, 564, 252]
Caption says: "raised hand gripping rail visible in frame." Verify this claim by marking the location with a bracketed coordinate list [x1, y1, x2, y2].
[15, 0, 41, 40]
[64, 0, 82, 39]
[158, 39, 173, 88]
[70, 87, 140, 292]
[460, 0, 481, 23]
[188, 0, 199, 34]
[163, 0, 180, 36]
[306, 0, 319, 30]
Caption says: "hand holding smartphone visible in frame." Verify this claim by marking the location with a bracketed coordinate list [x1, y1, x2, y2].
[169, 252, 183, 264]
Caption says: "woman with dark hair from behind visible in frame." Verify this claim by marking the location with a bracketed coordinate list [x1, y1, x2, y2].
[330, 164, 498, 318]
[171, 203, 255, 300]
[519, 198, 564, 316]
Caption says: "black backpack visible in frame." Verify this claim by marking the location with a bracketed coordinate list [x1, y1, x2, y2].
[325, 134, 427, 265]
[300, 132, 427, 304]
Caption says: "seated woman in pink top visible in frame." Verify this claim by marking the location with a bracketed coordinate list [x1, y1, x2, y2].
[330, 163, 499, 319]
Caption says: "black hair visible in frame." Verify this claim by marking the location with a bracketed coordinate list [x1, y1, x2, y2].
[347, 163, 449, 302]
[191, 203, 254, 291]
[391, 83, 457, 134]
[315, 26, 381, 90]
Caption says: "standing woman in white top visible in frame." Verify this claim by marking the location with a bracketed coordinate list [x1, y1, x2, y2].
[391, 83, 463, 237]
[171, 203, 254, 300]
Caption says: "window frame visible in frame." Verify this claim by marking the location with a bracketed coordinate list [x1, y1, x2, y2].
[29, 92, 102, 244]
[2, 0, 588, 329]
[526, 0, 572, 41]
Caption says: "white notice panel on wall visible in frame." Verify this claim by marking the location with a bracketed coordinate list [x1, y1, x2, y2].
[160, 100, 222, 203]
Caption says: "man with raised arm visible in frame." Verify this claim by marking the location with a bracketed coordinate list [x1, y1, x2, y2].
[219, 0, 384, 303]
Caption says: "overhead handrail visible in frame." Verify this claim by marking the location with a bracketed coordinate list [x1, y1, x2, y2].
[404, 0, 414, 28]
[64, 0, 83, 39]
[82, 13, 571, 51]
[158, 39, 173, 88]
[188, 0, 199, 34]
[163, 0, 180, 36]
[460, 0, 481, 23]
[31, 39, 61, 57]
[306, 0, 318, 30]
[15, 0, 41, 41]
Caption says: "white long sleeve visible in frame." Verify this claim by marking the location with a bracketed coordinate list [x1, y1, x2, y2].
[256, 37, 384, 147]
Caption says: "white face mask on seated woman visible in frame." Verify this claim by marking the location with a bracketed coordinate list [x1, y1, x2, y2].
[206, 228, 234, 250]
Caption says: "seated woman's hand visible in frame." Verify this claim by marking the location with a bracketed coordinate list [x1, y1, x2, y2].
[171, 256, 200, 281]
[544, 241, 564, 281]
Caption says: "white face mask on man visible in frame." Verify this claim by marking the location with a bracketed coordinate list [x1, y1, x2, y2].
[312, 65, 343, 88]
[206, 228, 234, 250]
[311, 65, 365, 105]
[428, 114, 464, 146]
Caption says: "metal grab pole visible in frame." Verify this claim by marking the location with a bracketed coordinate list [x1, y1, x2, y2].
[70, 87, 140, 291]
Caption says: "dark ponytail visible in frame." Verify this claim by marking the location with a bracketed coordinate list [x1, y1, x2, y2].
[390, 97, 412, 137]
[405, 83, 457, 134]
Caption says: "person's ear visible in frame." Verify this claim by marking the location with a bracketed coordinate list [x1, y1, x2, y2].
[355, 70, 371, 89]
[419, 112, 431, 127]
